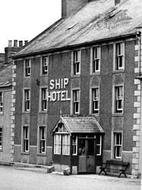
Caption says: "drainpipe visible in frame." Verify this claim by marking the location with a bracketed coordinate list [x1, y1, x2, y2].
[135, 30, 142, 178]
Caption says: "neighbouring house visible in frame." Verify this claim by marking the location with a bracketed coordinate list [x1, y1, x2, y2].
[0, 40, 27, 164]
[12, 0, 142, 177]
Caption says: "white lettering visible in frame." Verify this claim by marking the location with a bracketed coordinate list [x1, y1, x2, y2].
[64, 78, 69, 88]
[55, 79, 60, 89]
[50, 80, 55, 90]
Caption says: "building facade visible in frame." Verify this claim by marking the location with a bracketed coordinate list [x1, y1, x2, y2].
[0, 40, 27, 164]
[13, 0, 142, 177]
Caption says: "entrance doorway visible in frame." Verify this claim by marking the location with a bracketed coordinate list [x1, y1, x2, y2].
[78, 138, 96, 174]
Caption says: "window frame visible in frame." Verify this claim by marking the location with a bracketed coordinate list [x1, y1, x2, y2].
[96, 135, 102, 156]
[72, 50, 81, 76]
[23, 88, 31, 112]
[0, 126, 3, 151]
[41, 56, 49, 75]
[72, 135, 77, 155]
[0, 92, 3, 114]
[113, 42, 125, 71]
[72, 89, 80, 115]
[114, 132, 122, 159]
[22, 126, 29, 153]
[38, 126, 46, 154]
[39, 87, 48, 112]
[24, 59, 31, 77]
[91, 46, 101, 74]
[54, 134, 62, 155]
[90, 87, 100, 114]
[113, 85, 124, 114]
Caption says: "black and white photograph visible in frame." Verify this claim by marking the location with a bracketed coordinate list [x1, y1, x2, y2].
[0, 0, 141, 189]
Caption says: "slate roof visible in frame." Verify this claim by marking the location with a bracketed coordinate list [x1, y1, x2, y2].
[14, 0, 142, 58]
[0, 64, 12, 88]
[53, 116, 104, 134]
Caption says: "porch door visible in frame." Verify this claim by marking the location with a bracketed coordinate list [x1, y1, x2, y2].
[78, 138, 96, 174]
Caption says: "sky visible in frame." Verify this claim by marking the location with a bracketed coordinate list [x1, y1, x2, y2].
[0, 0, 61, 53]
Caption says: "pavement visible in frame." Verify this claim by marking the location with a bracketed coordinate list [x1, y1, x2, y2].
[0, 164, 141, 190]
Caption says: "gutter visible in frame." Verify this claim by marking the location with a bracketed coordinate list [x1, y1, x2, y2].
[13, 32, 137, 59]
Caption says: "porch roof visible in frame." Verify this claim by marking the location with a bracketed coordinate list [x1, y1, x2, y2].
[53, 116, 104, 134]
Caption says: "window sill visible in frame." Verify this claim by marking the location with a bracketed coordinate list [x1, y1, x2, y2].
[21, 152, 29, 155]
[112, 70, 125, 74]
[37, 153, 47, 157]
[39, 111, 48, 114]
[71, 74, 80, 78]
[90, 72, 100, 76]
[112, 113, 124, 117]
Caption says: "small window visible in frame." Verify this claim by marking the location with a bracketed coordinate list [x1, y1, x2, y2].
[114, 133, 122, 158]
[23, 89, 30, 112]
[92, 47, 101, 73]
[96, 136, 102, 156]
[114, 86, 124, 113]
[38, 126, 46, 154]
[72, 136, 77, 155]
[72, 90, 80, 115]
[24, 59, 31, 77]
[41, 56, 48, 75]
[62, 135, 70, 155]
[40, 88, 47, 111]
[54, 134, 61, 155]
[0, 127, 3, 150]
[114, 42, 125, 70]
[91, 88, 99, 114]
[0, 92, 3, 114]
[72, 50, 81, 75]
[22, 126, 29, 152]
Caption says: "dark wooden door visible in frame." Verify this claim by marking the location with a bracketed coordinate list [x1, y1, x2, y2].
[78, 138, 96, 174]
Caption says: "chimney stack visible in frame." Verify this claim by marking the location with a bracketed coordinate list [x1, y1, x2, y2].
[24, 40, 28, 45]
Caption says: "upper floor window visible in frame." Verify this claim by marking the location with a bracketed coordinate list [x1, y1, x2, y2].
[0, 127, 3, 150]
[40, 88, 47, 112]
[24, 59, 31, 77]
[23, 89, 30, 112]
[0, 92, 3, 114]
[72, 89, 80, 115]
[72, 50, 81, 75]
[114, 85, 124, 113]
[114, 42, 125, 71]
[41, 56, 48, 75]
[91, 87, 99, 114]
[91, 47, 101, 73]
[38, 126, 46, 154]
[114, 132, 122, 159]
[22, 126, 29, 153]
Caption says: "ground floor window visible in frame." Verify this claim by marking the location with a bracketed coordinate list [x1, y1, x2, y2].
[114, 132, 122, 158]
[54, 134, 61, 155]
[72, 135, 77, 155]
[54, 134, 70, 155]
[38, 126, 46, 153]
[22, 126, 29, 153]
[96, 135, 102, 156]
[0, 127, 3, 150]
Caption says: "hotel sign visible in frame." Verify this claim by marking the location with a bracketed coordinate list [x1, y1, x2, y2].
[47, 78, 71, 102]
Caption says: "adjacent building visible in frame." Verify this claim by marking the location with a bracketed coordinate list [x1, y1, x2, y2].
[0, 40, 27, 164]
[13, 0, 142, 177]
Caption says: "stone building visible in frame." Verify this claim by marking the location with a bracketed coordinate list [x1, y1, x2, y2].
[0, 40, 27, 164]
[13, 0, 141, 177]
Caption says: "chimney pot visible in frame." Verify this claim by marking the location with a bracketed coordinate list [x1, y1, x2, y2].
[115, 0, 121, 5]
[19, 41, 23, 47]
[8, 40, 12, 47]
[14, 40, 18, 47]
[24, 40, 28, 45]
